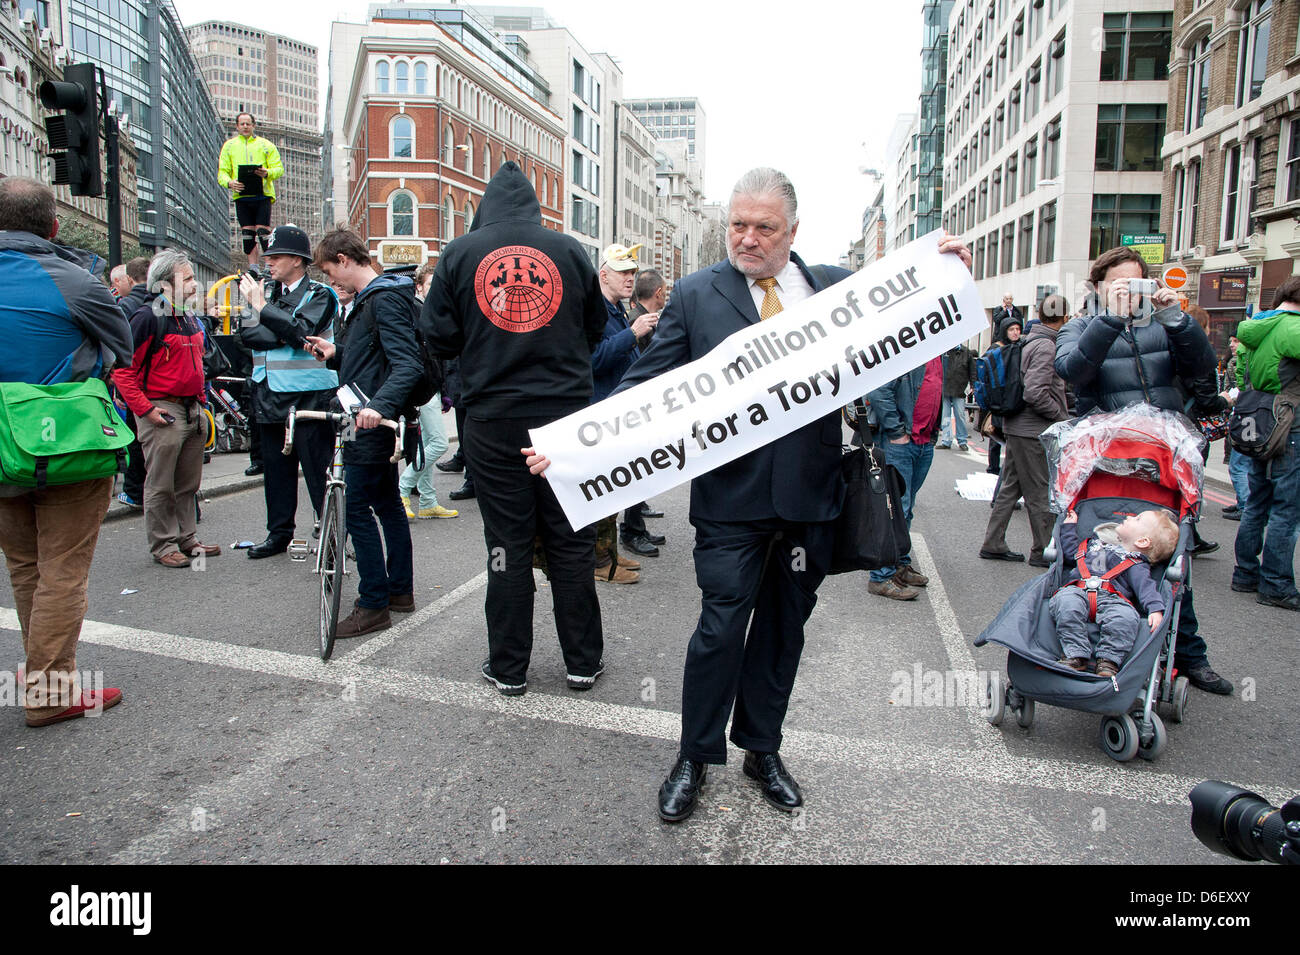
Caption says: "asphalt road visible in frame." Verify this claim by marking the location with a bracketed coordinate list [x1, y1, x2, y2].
[1, 444, 1294, 864]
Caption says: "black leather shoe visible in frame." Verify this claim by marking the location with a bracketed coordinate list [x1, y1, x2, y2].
[639, 505, 664, 519]
[621, 534, 659, 557]
[658, 755, 706, 822]
[743, 751, 803, 812]
[642, 530, 666, 546]
[449, 480, 476, 501]
[1185, 665, 1233, 695]
[435, 454, 464, 473]
[1027, 555, 1051, 568]
[244, 463, 264, 476]
[247, 537, 290, 559]
[1190, 538, 1220, 557]
[979, 548, 1025, 562]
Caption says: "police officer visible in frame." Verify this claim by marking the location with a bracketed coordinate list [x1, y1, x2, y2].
[238, 225, 339, 558]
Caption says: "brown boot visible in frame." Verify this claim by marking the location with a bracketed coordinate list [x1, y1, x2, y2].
[615, 554, 641, 571]
[1058, 656, 1089, 672]
[336, 604, 392, 639]
[867, 577, 919, 600]
[895, 565, 929, 588]
[597, 563, 639, 584]
[1095, 658, 1120, 679]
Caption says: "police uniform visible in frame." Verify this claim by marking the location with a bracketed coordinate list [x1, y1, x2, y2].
[238, 226, 339, 556]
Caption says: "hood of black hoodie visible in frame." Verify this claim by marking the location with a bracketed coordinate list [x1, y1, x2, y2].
[471, 161, 540, 232]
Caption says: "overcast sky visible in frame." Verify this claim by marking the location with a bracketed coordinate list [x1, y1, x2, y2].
[173, 0, 924, 266]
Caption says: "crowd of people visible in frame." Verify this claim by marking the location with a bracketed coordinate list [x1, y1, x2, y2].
[1, 153, 1297, 824]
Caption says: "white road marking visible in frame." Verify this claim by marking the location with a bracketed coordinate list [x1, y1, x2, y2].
[2, 608, 1289, 813]
[336, 570, 488, 664]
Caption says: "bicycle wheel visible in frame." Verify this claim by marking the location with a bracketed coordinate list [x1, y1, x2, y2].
[318, 485, 346, 660]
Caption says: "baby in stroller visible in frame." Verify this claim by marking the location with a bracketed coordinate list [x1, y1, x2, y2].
[1050, 508, 1177, 679]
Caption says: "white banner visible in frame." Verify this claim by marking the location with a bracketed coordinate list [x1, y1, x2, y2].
[530, 230, 983, 529]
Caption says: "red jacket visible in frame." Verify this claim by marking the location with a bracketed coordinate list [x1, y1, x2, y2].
[114, 293, 206, 415]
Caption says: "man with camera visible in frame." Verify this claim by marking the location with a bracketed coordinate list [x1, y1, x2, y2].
[1054, 245, 1232, 695]
[238, 225, 339, 558]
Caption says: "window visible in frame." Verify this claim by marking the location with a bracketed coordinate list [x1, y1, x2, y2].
[974, 237, 985, 280]
[389, 190, 415, 236]
[1187, 161, 1202, 249]
[1018, 212, 1034, 269]
[1037, 201, 1056, 264]
[461, 136, 472, 172]
[395, 61, 408, 95]
[1026, 59, 1041, 120]
[1185, 36, 1211, 132]
[1237, 1, 1273, 106]
[987, 228, 999, 278]
[1045, 29, 1066, 100]
[997, 39, 1008, 86]
[415, 62, 428, 95]
[991, 167, 1002, 214]
[978, 178, 988, 221]
[1172, 166, 1188, 251]
[1222, 143, 1244, 243]
[442, 124, 454, 164]
[1099, 12, 1172, 81]
[375, 60, 389, 94]
[1095, 104, 1165, 172]
[1011, 10, 1024, 65]
[1286, 121, 1300, 203]
[1090, 194, 1162, 258]
[464, 200, 474, 231]
[391, 115, 413, 158]
[1043, 115, 1061, 179]
[1005, 153, 1018, 198]
[1022, 136, 1037, 197]
[443, 196, 454, 241]
[1008, 84, 1021, 136]
[483, 144, 492, 179]
[1001, 221, 1015, 272]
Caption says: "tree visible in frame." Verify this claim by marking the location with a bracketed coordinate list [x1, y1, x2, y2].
[55, 212, 149, 269]
[700, 218, 727, 266]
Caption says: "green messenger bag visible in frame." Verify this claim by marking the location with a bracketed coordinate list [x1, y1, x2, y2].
[0, 378, 134, 489]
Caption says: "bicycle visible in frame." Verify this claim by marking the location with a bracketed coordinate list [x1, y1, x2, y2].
[283, 408, 405, 660]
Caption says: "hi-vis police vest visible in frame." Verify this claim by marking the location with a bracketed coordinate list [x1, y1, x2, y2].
[251, 285, 339, 393]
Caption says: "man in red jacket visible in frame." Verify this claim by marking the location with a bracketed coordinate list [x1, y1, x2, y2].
[114, 249, 220, 567]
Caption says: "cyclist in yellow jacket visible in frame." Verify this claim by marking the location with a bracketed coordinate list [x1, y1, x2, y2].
[218, 113, 284, 266]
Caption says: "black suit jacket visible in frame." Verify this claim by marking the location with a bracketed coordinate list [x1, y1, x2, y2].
[612, 253, 851, 523]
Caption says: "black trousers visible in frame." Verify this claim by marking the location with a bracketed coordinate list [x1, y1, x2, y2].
[247, 402, 263, 466]
[619, 502, 647, 539]
[122, 407, 146, 501]
[681, 516, 834, 763]
[454, 405, 471, 481]
[462, 414, 602, 683]
[259, 420, 331, 541]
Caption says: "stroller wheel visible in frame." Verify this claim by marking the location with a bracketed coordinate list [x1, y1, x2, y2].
[1014, 697, 1035, 728]
[982, 673, 1006, 726]
[1098, 714, 1140, 762]
[1170, 676, 1190, 724]
[1138, 713, 1167, 761]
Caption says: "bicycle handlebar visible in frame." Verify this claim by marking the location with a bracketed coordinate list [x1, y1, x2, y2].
[282, 409, 405, 464]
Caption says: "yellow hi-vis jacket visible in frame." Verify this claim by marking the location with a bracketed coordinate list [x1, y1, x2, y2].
[218, 134, 284, 202]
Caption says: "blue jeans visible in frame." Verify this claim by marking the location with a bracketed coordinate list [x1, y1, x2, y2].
[398, 394, 449, 505]
[937, 395, 968, 446]
[1228, 448, 1251, 508]
[870, 439, 934, 582]
[345, 460, 414, 609]
[1232, 429, 1300, 601]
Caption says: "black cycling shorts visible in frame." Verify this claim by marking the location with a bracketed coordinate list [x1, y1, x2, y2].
[235, 197, 272, 229]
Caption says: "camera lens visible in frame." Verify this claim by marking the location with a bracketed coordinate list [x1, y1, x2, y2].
[1190, 780, 1278, 861]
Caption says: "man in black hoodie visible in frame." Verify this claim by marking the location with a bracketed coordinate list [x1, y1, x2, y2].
[423, 161, 608, 697]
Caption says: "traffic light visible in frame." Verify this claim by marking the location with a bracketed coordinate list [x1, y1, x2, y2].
[39, 62, 102, 197]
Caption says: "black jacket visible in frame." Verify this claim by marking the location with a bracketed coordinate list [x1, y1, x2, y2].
[117, 282, 151, 321]
[1054, 301, 1225, 417]
[941, 344, 976, 397]
[328, 273, 423, 464]
[239, 276, 338, 422]
[423, 161, 607, 419]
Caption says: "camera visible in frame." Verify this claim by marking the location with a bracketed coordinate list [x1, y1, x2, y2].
[1127, 277, 1158, 326]
[245, 266, 265, 282]
[1189, 780, 1300, 865]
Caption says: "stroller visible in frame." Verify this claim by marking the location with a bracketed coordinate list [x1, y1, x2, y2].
[974, 405, 1205, 762]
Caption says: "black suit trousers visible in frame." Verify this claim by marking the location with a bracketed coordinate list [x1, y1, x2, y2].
[462, 415, 602, 683]
[681, 516, 834, 763]
[259, 420, 332, 541]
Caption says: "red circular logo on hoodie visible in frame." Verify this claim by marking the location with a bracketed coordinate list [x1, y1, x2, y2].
[474, 245, 564, 333]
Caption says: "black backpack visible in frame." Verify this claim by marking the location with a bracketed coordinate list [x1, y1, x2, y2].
[1228, 360, 1300, 460]
[972, 339, 1026, 416]
[361, 295, 443, 416]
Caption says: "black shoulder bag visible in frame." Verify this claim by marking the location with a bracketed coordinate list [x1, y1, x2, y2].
[828, 398, 912, 574]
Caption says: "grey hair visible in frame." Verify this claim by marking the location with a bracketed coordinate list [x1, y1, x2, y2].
[729, 167, 798, 226]
[147, 248, 191, 296]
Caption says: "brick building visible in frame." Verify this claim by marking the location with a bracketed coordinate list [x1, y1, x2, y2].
[1162, 0, 1300, 353]
[328, 8, 564, 267]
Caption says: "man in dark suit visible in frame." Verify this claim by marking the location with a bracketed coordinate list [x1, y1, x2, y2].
[527, 168, 971, 822]
[993, 293, 1022, 328]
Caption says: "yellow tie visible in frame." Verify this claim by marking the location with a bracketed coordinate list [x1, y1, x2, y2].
[756, 277, 783, 320]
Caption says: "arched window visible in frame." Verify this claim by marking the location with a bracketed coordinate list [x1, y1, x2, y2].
[483, 144, 492, 179]
[442, 124, 454, 164]
[414, 62, 428, 95]
[375, 60, 389, 94]
[391, 115, 413, 158]
[395, 61, 409, 95]
[389, 190, 415, 236]
[443, 196, 455, 241]
[464, 200, 474, 231]
[461, 137, 473, 172]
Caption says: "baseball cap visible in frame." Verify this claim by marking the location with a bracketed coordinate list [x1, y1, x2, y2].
[601, 243, 641, 272]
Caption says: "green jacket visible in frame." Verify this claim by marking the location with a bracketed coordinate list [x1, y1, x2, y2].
[217, 134, 284, 202]
[1235, 308, 1300, 393]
